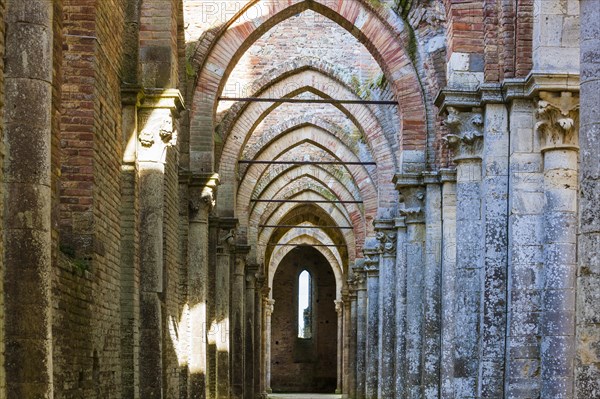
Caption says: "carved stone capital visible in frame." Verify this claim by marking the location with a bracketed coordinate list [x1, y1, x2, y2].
[189, 174, 219, 220]
[535, 91, 579, 152]
[363, 248, 380, 275]
[334, 300, 343, 314]
[264, 299, 275, 316]
[374, 220, 397, 257]
[395, 179, 425, 224]
[347, 269, 365, 292]
[443, 106, 484, 162]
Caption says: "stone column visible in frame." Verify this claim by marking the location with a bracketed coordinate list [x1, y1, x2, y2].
[244, 264, 258, 399]
[232, 246, 250, 399]
[138, 91, 182, 399]
[394, 216, 408, 398]
[375, 220, 397, 398]
[230, 245, 250, 399]
[423, 172, 443, 399]
[576, 2, 600, 394]
[348, 285, 358, 399]
[120, 88, 143, 399]
[188, 174, 219, 399]
[4, 1, 54, 396]
[354, 266, 368, 398]
[396, 175, 426, 399]
[215, 220, 236, 399]
[536, 92, 579, 398]
[440, 169, 457, 399]
[364, 249, 380, 399]
[479, 102, 510, 397]
[264, 298, 275, 395]
[258, 281, 270, 399]
[341, 289, 351, 399]
[254, 273, 266, 398]
[444, 107, 485, 397]
[505, 99, 544, 398]
[335, 299, 344, 394]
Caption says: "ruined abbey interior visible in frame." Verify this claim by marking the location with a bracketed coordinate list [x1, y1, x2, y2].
[1, 0, 599, 398]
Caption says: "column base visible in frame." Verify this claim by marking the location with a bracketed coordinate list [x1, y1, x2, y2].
[335, 389, 342, 394]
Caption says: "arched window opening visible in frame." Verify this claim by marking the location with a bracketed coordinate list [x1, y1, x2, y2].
[298, 270, 312, 339]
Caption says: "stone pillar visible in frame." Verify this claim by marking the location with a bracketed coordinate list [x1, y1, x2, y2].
[536, 92, 579, 398]
[576, 2, 600, 394]
[354, 267, 368, 398]
[120, 88, 143, 399]
[444, 107, 485, 397]
[215, 220, 236, 399]
[479, 103, 510, 397]
[505, 99, 544, 398]
[264, 298, 275, 395]
[258, 281, 270, 399]
[232, 246, 250, 399]
[348, 285, 358, 399]
[440, 169, 457, 399]
[396, 175, 426, 399]
[188, 174, 219, 399]
[244, 264, 258, 399]
[375, 220, 397, 398]
[335, 299, 344, 394]
[138, 91, 182, 399]
[423, 172, 443, 399]
[341, 289, 351, 399]
[364, 249, 380, 399]
[254, 273, 266, 398]
[4, 1, 54, 396]
[394, 216, 408, 398]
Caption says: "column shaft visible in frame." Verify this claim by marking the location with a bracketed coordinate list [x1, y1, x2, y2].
[364, 253, 379, 399]
[4, 1, 54, 396]
[356, 274, 368, 398]
[395, 218, 408, 398]
[188, 201, 210, 399]
[232, 250, 248, 399]
[215, 226, 234, 399]
[479, 104, 509, 397]
[348, 292, 358, 399]
[335, 300, 344, 394]
[376, 222, 397, 398]
[244, 266, 257, 399]
[423, 175, 443, 399]
[505, 100, 544, 398]
[139, 164, 165, 399]
[440, 171, 457, 399]
[576, 2, 600, 393]
[264, 299, 275, 395]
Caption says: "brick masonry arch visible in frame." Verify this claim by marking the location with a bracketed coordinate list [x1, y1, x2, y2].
[253, 191, 358, 264]
[189, 0, 428, 173]
[215, 72, 397, 216]
[268, 232, 345, 301]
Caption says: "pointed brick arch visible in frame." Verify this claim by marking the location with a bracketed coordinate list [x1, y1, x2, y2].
[190, 0, 427, 172]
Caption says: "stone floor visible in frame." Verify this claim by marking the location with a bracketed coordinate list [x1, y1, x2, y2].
[269, 394, 341, 399]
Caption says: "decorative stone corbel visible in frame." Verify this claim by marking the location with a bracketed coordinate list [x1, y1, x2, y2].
[535, 91, 579, 152]
[375, 220, 397, 257]
[363, 248, 380, 275]
[137, 89, 184, 163]
[189, 173, 220, 220]
[443, 106, 484, 162]
[395, 173, 426, 224]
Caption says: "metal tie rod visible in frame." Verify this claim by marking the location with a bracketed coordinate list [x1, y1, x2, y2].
[268, 244, 347, 248]
[219, 97, 398, 105]
[239, 160, 376, 166]
[251, 199, 363, 204]
[260, 224, 354, 230]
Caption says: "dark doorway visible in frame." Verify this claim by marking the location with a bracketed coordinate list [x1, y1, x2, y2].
[271, 246, 337, 393]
